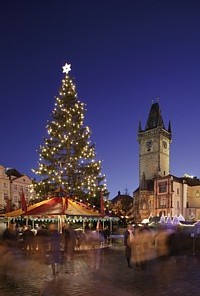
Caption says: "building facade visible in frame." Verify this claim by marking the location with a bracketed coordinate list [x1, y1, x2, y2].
[110, 190, 133, 219]
[133, 102, 200, 222]
[0, 165, 36, 213]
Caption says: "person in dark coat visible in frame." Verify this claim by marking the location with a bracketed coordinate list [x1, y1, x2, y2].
[48, 224, 61, 275]
[124, 224, 135, 268]
[64, 223, 76, 273]
[22, 225, 34, 255]
[36, 224, 48, 255]
[2, 224, 18, 249]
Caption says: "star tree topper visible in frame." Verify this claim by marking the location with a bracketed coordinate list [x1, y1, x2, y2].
[62, 62, 71, 75]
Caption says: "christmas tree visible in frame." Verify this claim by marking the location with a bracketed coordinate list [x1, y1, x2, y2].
[33, 63, 107, 203]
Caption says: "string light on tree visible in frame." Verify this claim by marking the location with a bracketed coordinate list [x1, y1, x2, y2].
[32, 62, 108, 204]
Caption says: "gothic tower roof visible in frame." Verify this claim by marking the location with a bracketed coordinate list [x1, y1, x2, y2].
[145, 102, 165, 130]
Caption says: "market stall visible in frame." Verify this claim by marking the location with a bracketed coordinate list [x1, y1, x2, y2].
[6, 197, 108, 231]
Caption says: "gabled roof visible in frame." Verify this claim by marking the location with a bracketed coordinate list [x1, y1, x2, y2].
[180, 176, 200, 186]
[168, 175, 200, 186]
[13, 174, 32, 182]
[111, 194, 133, 204]
[6, 168, 22, 178]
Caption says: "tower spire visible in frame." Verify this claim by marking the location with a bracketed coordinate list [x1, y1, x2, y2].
[168, 120, 172, 134]
[145, 101, 165, 130]
[138, 120, 142, 133]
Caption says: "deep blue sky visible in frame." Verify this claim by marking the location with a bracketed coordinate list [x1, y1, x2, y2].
[1, 0, 200, 198]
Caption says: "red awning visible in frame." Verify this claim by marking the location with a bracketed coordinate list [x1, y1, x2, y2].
[6, 196, 102, 218]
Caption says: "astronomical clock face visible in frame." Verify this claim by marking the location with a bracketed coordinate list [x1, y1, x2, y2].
[145, 139, 153, 152]
[162, 140, 167, 149]
[196, 190, 200, 197]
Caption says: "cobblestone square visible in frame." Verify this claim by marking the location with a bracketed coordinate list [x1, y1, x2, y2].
[1, 246, 200, 296]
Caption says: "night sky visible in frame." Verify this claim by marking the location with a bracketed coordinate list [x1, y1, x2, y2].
[1, 0, 200, 198]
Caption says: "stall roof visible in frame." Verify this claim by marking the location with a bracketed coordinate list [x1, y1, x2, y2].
[5, 197, 102, 218]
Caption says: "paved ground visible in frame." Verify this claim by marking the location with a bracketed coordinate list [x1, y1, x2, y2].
[1, 245, 200, 296]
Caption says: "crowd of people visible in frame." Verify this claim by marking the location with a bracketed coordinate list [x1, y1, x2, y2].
[123, 223, 192, 270]
[1, 220, 193, 276]
[0, 222, 106, 275]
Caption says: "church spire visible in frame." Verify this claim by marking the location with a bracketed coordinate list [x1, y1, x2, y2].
[138, 120, 142, 133]
[145, 102, 165, 130]
[168, 120, 172, 134]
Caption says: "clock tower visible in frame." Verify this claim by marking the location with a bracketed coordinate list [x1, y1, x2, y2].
[138, 102, 172, 189]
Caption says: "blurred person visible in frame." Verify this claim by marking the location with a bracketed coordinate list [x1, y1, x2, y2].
[31, 226, 37, 236]
[2, 223, 18, 249]
[131, 226, 157, 270]
[0, 238, 17, 281]
[155, 227, 172, 258]
[167, 227, 186, 258]
[63, 223, 76, 273]
[84, 223, 90, 235]
[16, 225, 25, 250]
[22, 225, 34, 255]
[30, 226, 37, 253]
[124, 224, 135, 268]
[75, 229, 84, 250]
[103, 226, 110, 244]
[48, 224, 61, 275]
[85, 226, 105, 272]
[36, 224, 49, 255]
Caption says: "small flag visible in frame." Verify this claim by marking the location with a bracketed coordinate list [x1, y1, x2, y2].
[21, 189, 27, 212]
